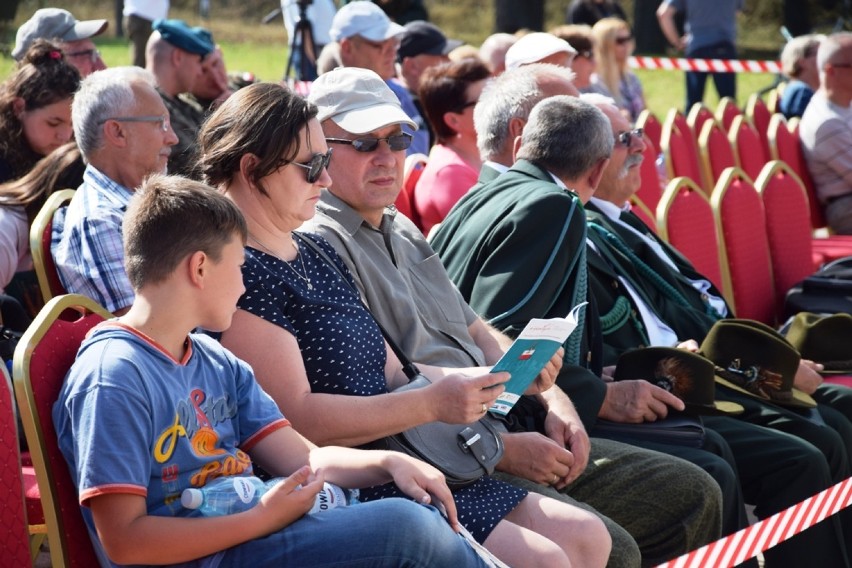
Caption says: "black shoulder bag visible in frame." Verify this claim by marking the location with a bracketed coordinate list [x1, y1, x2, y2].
[298, 234, 504, 488]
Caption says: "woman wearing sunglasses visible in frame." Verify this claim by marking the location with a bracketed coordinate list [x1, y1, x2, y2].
[413, 58, 491, 236]
[199, 81, 611, 568]
[591, 18, 646, 122]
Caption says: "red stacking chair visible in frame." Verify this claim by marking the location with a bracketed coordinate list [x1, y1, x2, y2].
[636, 133, 663, 213]
[661, 109, 704, 192]
[396, 153, 428, 229]
[715, 97, 743, 132]
[0, 365, 33, 567]
[728, 115, 769, 183]
[711, 167, 776, 325]
[628, 195, 657, 234]
[745, 93, 772, 160]
[686, 103, 715, 140]
[13, 294, 113, 568]
[636, 109, 662, 155]
[656, 176, 724, 291]
[30, 189, 74, 305]
[698, 119, 738, 193]
[754, 161, 824, 319]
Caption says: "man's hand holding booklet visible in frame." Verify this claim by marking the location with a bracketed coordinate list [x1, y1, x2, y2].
[489, 303, 587, 415]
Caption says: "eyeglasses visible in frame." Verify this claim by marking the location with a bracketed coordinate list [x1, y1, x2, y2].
[99, 115, 171, 132]
[65, 48, 102, 63]
[615, 36, 634, 45]
[325, 133, 413, 153]
[616, 128, 644, 147]
[288, 149, 333, 183]
[577, 50, 594, 60]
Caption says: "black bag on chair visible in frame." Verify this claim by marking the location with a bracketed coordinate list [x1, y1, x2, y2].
[784, 257, 852, 318]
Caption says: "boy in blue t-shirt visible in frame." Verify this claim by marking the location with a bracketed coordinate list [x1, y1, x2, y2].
[53, 175, 486, 568]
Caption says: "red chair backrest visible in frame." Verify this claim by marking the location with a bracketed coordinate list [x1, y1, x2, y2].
[754, 161, 816, 320]
[698, 120, 737, 193]
[729, 115, 769, 183]
[716, 97, 743, 132]
[768, 114, 826, 229]
[0, 368, 31, 567]
[629, 195, 658, 234]
[711, 167, 776, 325]
[656, 176, 723, 290]
[398, 153, 427, 229]
[636, 134, 663, 212]
[31, 189, 75, 305]
[636, 109, 663, 155]
[746, 94, 772, 160]
[687, 103, 715, 139]
[661, 109, 704, 192]
[13, 295, 111, 568]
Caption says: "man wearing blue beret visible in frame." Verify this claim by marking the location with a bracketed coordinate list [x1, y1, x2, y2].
[145, 19, 214, 177]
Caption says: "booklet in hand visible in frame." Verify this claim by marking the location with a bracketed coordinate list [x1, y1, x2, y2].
[489, 303, 587, 416]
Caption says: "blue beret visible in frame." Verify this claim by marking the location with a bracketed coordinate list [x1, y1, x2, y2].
[152, 19, 214, 56]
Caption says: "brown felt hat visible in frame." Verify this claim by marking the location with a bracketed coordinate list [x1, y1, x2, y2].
[614, 347, 744, 416]
[700, 320, 816, 409]
[786, 312, 852, 374]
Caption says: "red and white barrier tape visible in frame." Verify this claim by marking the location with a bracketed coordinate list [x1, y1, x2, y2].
[656, 476, 852, 568]
[629, 56, 781, 74]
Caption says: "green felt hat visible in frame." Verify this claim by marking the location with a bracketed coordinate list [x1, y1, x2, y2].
[614, 347, 744, 416]
[786, 312, 852, 374]
[700, 320, 816, 409]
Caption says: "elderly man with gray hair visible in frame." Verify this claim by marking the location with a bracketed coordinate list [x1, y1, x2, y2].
[779, 34, 823, 119]
[52, 67, 178, 315]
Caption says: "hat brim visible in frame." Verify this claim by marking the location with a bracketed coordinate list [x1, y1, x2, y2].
[714, 375, 817, 409]
[684, 400, 744, 416]
[360, 21, 406, 42]
[64, 19, 108, 42]
[326, 102, 417, 134]
[440, 39, 464, 55]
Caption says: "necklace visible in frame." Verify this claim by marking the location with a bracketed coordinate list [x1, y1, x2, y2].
[249, 232, 313, 290]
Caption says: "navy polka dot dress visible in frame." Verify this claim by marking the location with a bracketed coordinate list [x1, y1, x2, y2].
[238, 232, 526, 543]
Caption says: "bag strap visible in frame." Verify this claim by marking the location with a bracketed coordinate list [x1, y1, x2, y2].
[296, 233, 422, 381]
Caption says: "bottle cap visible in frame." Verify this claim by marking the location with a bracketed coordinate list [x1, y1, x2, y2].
[181, 488, 203, 509]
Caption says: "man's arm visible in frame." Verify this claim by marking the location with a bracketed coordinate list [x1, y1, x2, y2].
[656, 3, 685, 50]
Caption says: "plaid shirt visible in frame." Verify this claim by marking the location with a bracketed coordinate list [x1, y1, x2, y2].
[51, 165, 134, 313]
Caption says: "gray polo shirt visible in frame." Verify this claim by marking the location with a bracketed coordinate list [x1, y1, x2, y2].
[302, 189, 485, 368]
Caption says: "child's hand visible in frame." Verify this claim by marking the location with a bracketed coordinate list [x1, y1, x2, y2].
[385, 455, 461, 532]
[254, 465, 322, 530]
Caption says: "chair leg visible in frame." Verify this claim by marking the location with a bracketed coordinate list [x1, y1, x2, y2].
[29, 529, 46, 561]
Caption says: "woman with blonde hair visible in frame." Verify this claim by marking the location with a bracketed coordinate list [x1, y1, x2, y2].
[591, 17, 645, 121]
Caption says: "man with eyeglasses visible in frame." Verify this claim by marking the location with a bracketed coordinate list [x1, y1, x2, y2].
[330, 1, 429, 156]
[305, 67, 727, 568]
[52, 67, 178, 316]
[146, 19, 215, 178]
[13, 8, 108, 77]
[801, 32, 852, 235]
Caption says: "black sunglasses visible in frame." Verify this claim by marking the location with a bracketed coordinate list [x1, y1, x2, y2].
[616, 128, 644, 147]
[325, 133, 413, 153]
[289, 149, 333, 183]
[615, 35, 634, 45]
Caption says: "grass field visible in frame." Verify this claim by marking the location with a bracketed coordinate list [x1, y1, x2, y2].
[0, 0, 789, 117]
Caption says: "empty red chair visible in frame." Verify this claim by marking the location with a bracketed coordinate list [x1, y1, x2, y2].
[698, 119, 737, 193]
[656, 176, 724, 291]
[768, 114, 826, 229]
[686, 103, 715, 139]
[715, 97, 743, 132]
[636, 133, 663, 212]
[729, 115, 769, 183]
[745, 93, 772, 160]
[0, 366, 32, 567]
[711, 167, 776, 325]
[661, 109, 704, 192]
[636, 109, 662, 155]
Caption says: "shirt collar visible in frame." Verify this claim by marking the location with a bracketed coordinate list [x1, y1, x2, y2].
[588, 196, 629, 221]
[315, 188, 395, 237]
[483, 160, 510, 174]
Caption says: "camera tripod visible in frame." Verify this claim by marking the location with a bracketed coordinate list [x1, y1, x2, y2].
[284, 0, 318, 81]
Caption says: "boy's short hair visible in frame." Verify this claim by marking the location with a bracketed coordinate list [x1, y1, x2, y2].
[124, 175, 247, 289]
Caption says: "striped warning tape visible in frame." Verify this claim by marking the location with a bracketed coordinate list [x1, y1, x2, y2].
[656, 476, 852, 568]
[629, 56, 781, 74]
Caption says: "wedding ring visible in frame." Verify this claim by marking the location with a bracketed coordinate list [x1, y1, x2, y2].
[481, 403, 488, 413]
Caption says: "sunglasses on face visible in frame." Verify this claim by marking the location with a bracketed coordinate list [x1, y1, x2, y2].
[325, 133, 413, 153]
[289, 149, 333, 183]
[616, 128, 644, 147]
[615, 35, 634, 45]
[66, 48, 102, 63]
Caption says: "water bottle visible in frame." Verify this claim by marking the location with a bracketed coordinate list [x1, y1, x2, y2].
[305, 484, 359, 514]
[181, 475, 273, 516]
[182, 475, 357, 516]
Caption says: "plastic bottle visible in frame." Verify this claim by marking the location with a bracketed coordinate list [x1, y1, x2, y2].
[181, 475, 358, 516]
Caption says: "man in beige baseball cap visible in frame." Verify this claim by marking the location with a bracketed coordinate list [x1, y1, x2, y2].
[14, 8, 108, 76]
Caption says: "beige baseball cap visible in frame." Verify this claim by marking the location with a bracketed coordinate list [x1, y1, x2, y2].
[308, 67, 417, 134]
[505, 32, 577, 70]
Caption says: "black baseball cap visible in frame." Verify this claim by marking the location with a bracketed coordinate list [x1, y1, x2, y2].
[397, 21, 462, 61]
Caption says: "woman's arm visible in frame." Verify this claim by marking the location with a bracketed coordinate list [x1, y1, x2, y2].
[222, 309, 504, 446]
